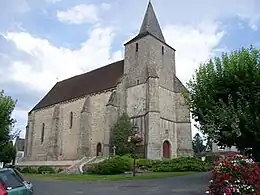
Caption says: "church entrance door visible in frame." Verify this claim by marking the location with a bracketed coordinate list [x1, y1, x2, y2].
[96, 143, 102, 156]
[163, 140, 171, 159]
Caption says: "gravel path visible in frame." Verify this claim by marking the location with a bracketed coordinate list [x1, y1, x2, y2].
[31, 172, 211, 195]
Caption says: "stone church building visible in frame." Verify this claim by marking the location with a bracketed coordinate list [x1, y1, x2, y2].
[24, 2, 193, 162]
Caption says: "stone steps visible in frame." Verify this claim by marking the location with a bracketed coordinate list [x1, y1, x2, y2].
[60, 156, 95, 174]
[80, 156, 108, 174]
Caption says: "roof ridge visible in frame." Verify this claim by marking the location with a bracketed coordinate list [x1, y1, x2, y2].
[58, 59, 124, 83]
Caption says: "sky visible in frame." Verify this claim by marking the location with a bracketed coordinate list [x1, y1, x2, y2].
[0, 0, 260, 139]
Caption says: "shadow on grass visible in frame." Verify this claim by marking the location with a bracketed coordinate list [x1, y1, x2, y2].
[24, 172, 195, 182]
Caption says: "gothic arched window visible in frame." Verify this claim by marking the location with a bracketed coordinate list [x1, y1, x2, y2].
[70, 112, 73, 129]
[41, 123, 45, 143]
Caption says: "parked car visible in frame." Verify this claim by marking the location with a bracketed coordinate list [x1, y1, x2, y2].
[0, 168, 33, 195]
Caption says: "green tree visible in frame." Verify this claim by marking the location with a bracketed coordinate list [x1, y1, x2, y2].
[110, 113, 134, 155]
[0, 142, 16, 165]
[192, 133, 205, 154]
[184, 46, 260, 160]
[0, 90, 17, 164]
[0, 90, 16, 145]
[205, 137, 213, 151]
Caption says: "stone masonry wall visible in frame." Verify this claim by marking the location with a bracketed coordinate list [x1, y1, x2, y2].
[58, 98, 85, 160]
[126, 83, 146, 117]
[146, 35, 176, 91]
[175, 92, 193, 156]
[160, 118, 177, 158]
[88, 91, 112, 156]
[124, 38, 150, 87]
[29, 106, 55, 161]
[26, 90, 111, 161]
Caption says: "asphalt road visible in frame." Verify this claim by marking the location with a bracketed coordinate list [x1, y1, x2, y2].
[31, 172, 211, 195]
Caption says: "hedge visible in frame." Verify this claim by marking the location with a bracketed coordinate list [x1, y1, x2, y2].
[86, 155, 133, 175]
[85, 156, 210, 175]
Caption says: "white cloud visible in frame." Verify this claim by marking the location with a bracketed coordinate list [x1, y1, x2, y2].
[45, 0, 61, 4]
[11, 109, 28, 137]
[163, 21, 226, 138]
[4, 27, 123, 93]
[164, 21, 225, 84]
[100, 3, 111, 11]
[57, 4, 100, 24]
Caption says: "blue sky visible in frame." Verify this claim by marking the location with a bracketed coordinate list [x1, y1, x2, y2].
[0, 0, 260, 138]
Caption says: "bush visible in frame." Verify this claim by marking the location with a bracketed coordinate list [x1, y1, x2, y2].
[86, 156, 210, 175]
[150, 157, 211, 172]
[57, 168, 64, 173]
[15, 167, 22, 172]
[38, 166, 56, 174]
[205, 155, 220, 165]
[21, 167, 38, 174]
[87, 155, 133, 175]
[208, 154, 260, 194]
[136, 159, 161, 170]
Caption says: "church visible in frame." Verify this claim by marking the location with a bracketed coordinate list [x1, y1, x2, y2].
[23, 2, 193, 163]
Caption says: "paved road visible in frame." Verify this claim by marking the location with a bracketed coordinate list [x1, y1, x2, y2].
[31, 172, 211, 195]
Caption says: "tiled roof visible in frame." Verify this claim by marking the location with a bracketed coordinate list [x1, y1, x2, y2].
[31, 60, 124, 111]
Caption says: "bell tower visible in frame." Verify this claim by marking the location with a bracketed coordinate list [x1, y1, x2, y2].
[123, 1, 177, 159]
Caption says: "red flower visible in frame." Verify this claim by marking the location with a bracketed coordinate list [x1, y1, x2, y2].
[208, 154, 260, 194]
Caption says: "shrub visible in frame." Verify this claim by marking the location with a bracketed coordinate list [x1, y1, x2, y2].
[38, 166, 56, 174]
[150, 157, 210, 172]
[15, 167, 22, 172]
[21, 167, 38, 174]
[57, 168, 64, 173]
[87, 155, 133, 175]
[208, 153, 260, 194]
[205, 155, 220, 165]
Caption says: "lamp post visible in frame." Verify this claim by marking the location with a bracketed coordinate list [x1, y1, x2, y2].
[128, 125, 143, 177]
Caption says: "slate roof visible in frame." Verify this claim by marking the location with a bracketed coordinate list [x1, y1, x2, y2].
[15, 137, 25, 151]
[139, 1, 165, 42]
[125, 1, 173, 49]
[31, 60, 124, 112]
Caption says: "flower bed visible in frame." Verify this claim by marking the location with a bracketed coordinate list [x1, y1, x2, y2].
[207, 153, 260, 194]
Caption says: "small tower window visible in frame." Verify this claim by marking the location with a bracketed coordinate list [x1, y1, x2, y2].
[135, 43, 139, 52]
[70, 112, 73, 128]
[41, 123, 45, 144]
[162, 46, 164, 55]
[137, 80, 140, 84]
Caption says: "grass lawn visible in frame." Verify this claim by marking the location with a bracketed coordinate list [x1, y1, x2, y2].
[24, 172, 194, 182]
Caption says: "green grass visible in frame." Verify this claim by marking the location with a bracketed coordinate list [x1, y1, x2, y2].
[24, 172, 194, 182]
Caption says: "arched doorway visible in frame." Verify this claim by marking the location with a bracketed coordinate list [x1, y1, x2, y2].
[163, 140, 171, 159]
[96, 143, 102, 156]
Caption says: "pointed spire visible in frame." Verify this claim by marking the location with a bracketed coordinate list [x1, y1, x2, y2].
[139, 1, 165, 42]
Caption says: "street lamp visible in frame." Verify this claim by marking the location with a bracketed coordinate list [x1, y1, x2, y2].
[128, 125, 143, 176]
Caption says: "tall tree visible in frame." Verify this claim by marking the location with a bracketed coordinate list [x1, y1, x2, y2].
[0, 141, 16, 165]
[110, 113, 134, 156]
[0, 90, 17, 164]
[205, 137, 213, 151]
[0, 90, 16, 145]
[183, 46, 260, 160]
[192, 133, 205, 154]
